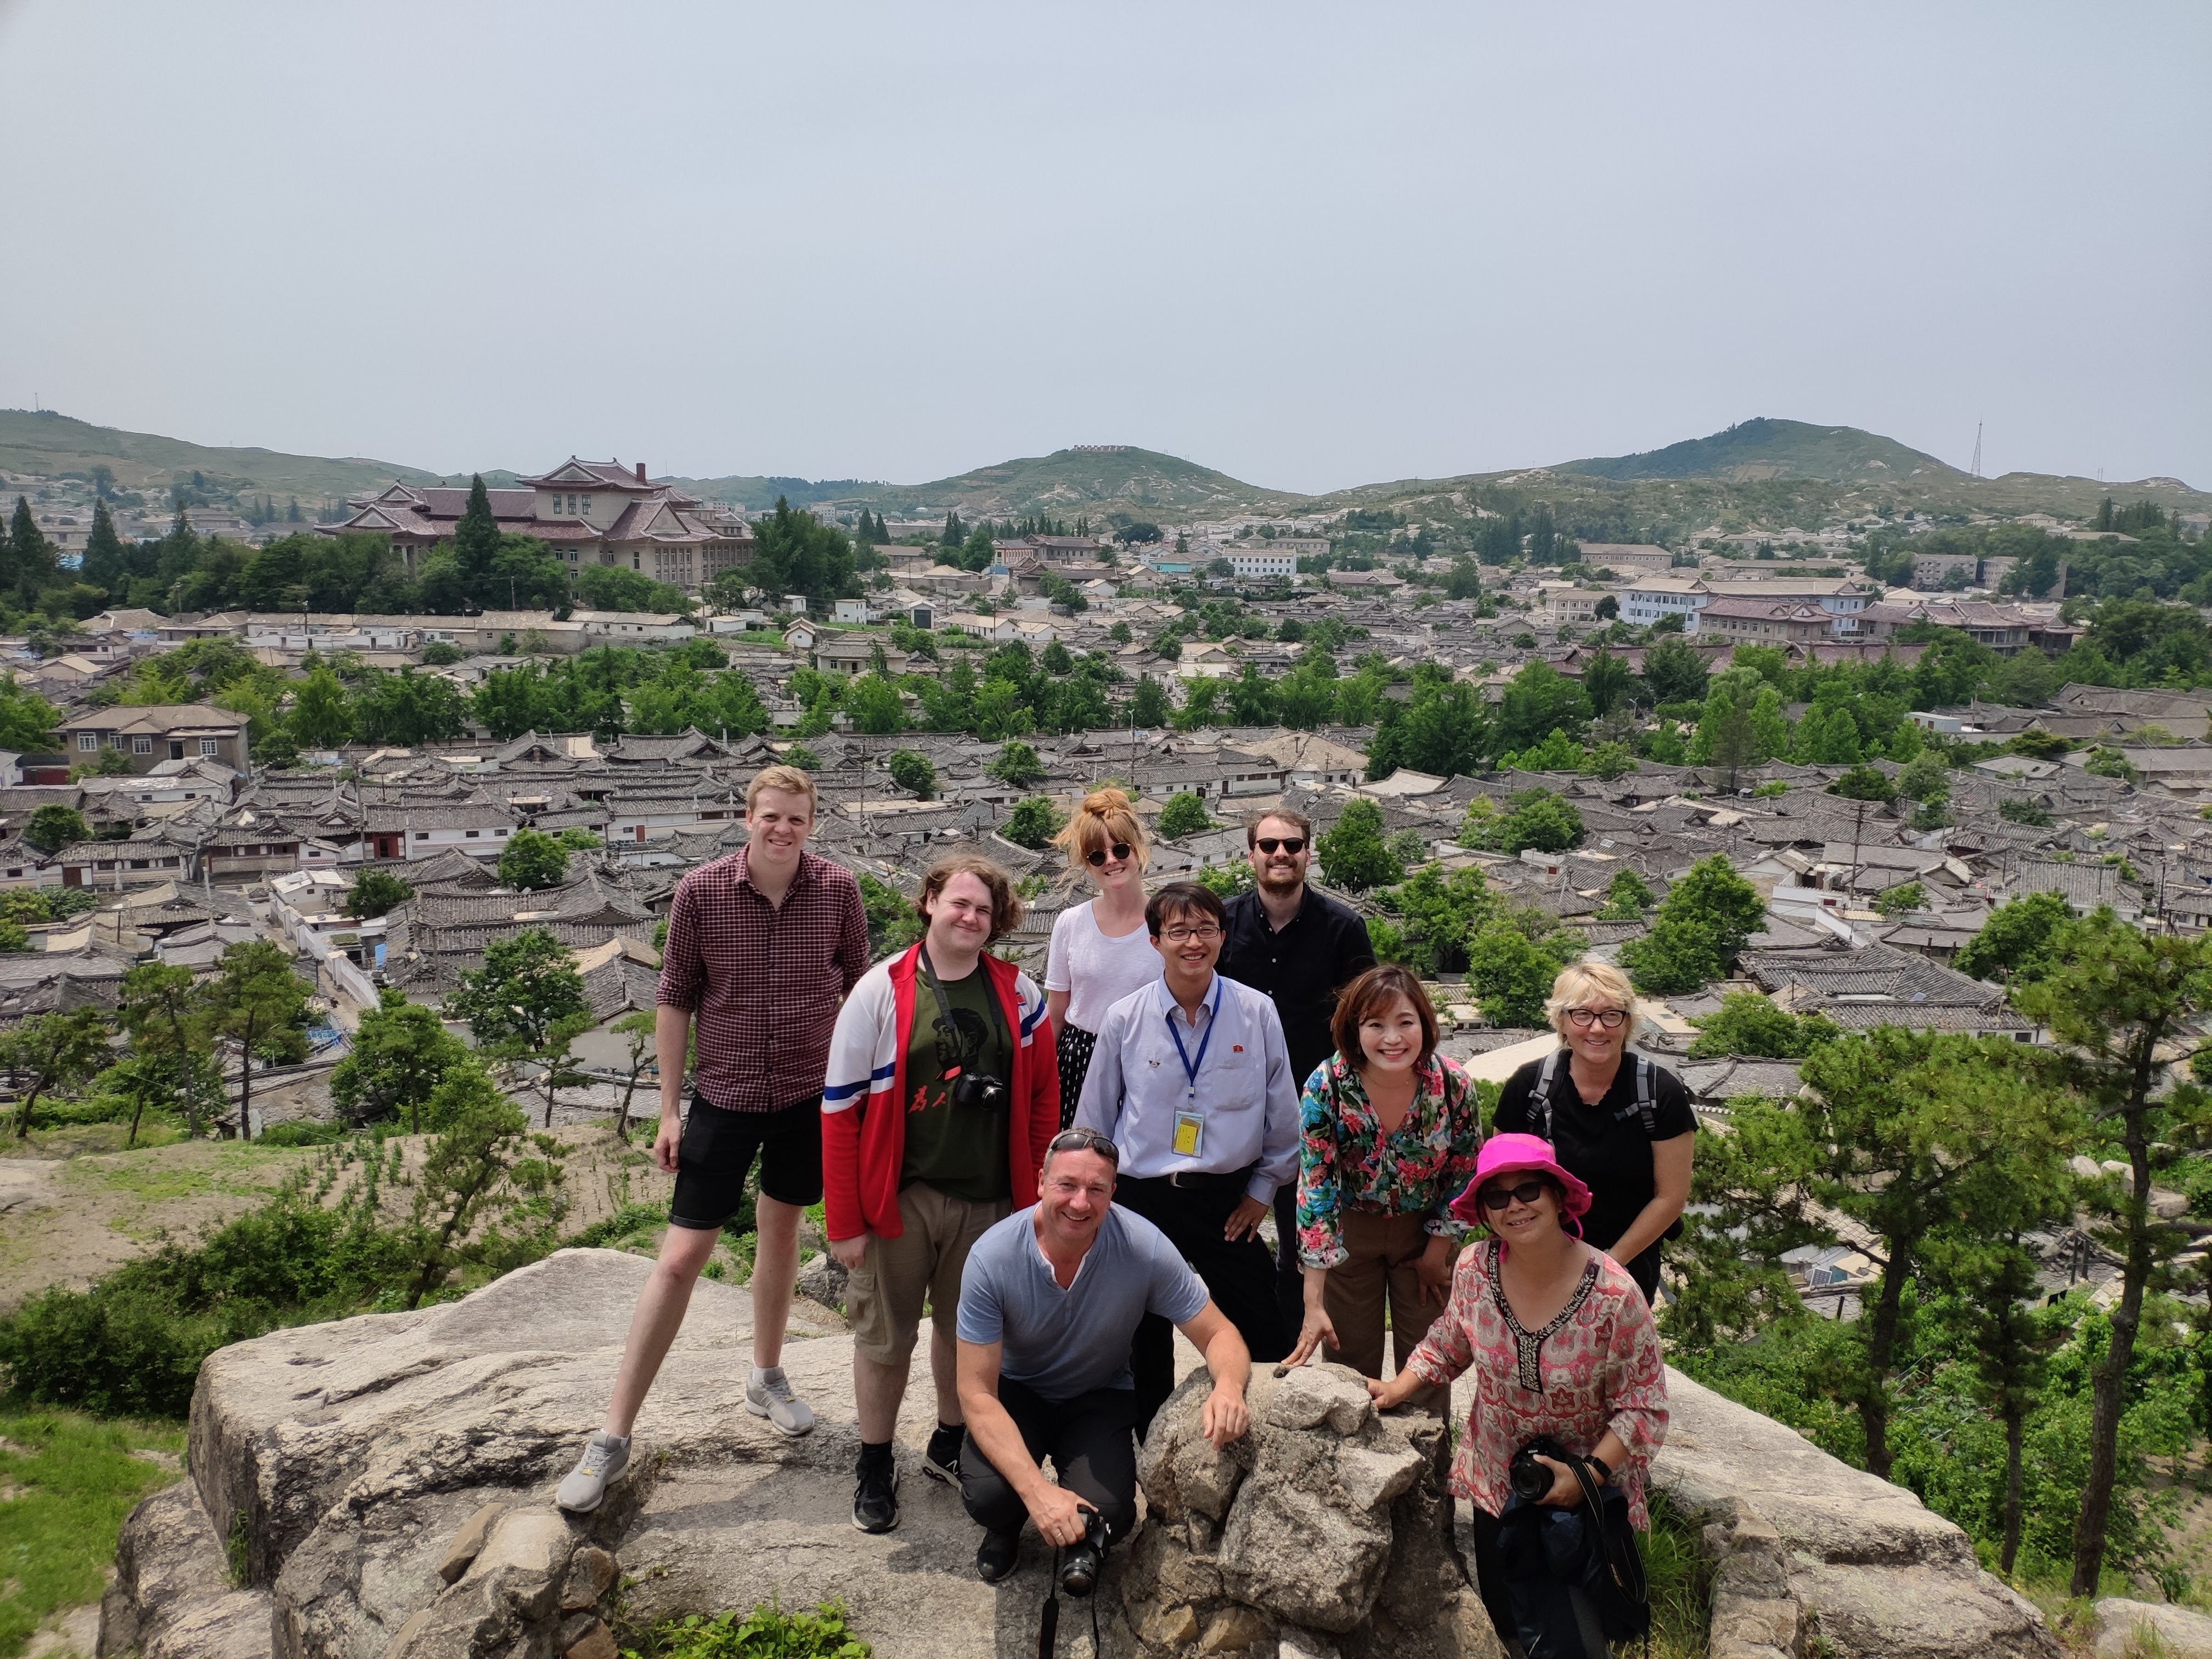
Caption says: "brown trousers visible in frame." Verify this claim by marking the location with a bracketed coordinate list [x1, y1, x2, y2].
[1321, 1209, 1449, 1415]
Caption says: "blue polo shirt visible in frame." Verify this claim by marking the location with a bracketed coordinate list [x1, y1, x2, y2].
[957, 1204, 1210, 1399]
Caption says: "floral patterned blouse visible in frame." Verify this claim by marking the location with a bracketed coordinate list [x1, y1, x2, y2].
[1402, 1237, 1669, 1527]
[1295, 1052, 1485, 1269]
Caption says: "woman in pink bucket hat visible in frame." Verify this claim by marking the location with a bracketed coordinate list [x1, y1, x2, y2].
[1368, 1129, 1667, 1654]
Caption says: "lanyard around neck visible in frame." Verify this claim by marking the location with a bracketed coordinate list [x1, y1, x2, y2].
[1165, 977, 1222, 1097]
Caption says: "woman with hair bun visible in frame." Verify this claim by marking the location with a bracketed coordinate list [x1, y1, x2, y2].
[1043, 788, 1159, 1129]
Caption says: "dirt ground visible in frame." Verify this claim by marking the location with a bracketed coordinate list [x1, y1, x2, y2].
[0, 1121, 676, 1315]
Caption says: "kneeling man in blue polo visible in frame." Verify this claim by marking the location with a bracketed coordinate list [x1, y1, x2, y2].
[954, 1128, 1252, 1589]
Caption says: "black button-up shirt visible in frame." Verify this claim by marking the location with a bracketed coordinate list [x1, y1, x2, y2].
[1217, 885, 1376, 1090]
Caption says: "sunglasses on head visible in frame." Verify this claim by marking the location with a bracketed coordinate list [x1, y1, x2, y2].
[1048, 1128, 1119, 1163]
[1476, 1178, 1552, 1211]
[1085, 843, 1134, 867]
[1255, 837, 1306, 855]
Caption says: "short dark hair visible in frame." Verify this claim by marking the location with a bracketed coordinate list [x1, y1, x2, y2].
[1331, 964, 1440, 1068]
[1246, 807, 1314, 848]
[916, 854, 1024, 945]
[1146, 880, 1226, 938]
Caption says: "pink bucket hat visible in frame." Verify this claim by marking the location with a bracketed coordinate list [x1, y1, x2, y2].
[1448, 1133, 1593, 1229]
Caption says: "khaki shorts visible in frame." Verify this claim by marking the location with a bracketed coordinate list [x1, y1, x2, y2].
[847, 1183, 1012, 1365]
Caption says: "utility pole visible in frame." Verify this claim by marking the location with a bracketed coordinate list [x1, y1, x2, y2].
[1970, 422, 1983, 481]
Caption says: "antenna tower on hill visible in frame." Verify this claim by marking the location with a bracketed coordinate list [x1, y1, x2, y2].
[1970, 422, 1983, 480]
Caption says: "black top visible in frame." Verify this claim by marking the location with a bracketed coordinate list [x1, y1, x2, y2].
[1217, 885, 1377, 1086]
[1493, 1052, 1695, 1261]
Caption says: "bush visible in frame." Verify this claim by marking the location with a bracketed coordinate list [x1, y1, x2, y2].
[1001, 797, 1064, 850]
[256, 1120, 352, 1148]
[638, 1601, 871, 1659]
[1156, 791, 1212, 838]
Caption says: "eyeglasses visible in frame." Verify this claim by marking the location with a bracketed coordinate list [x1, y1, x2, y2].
[1476, 1178, 1551, 1211]
[1085, 843, 1134, 867]
[1565, 1007, 1628, 1030]
[1255, 837, 1307, 855]
[1159, 924, 1222, 943]
[1048, 1128, 1119, 1162]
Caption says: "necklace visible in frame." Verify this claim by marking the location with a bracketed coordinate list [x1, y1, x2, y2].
[1488, 1239, 1599, 1392]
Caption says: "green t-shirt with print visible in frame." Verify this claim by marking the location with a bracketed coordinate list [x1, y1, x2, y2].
[901, 963, 1013, 1201]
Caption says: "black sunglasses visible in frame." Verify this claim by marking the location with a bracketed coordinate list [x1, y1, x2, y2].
[1476, 1178, 1551, 1211]
[1048, 1128, 1120, 1163]
[1255, 837, 1307, 855]
[1085, 843, 1134, 867]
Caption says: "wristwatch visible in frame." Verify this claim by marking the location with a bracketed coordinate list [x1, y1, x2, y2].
[1585, 1453, 1612, 1483]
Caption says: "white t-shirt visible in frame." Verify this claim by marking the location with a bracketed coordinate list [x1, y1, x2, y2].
[1044, 900, 1163, 1033]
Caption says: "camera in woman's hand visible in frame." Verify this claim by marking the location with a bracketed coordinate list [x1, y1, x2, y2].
[1509, 1436, 1571, 1503]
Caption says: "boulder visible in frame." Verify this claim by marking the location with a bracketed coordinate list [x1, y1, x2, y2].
[795, 1251, 849, 1312]
[1131, 1365, 1500, 1659]
[1651, 1369, 2062, 1659]
[2094, 1598, 2212, 1658]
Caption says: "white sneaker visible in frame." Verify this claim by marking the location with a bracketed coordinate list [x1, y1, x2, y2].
[556, 1431, 630, 1513]
[746, 1367, 815, 1437]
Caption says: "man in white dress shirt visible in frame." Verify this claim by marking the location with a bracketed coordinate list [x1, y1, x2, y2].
[1073, 879, 1300, 1438]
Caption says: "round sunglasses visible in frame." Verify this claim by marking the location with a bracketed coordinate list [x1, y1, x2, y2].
[1086, 843, 1134, 866]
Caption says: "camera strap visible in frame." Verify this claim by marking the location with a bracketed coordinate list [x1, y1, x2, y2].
[1035, 1546, 1102, 1659]
[917, 944, 1007, 1079]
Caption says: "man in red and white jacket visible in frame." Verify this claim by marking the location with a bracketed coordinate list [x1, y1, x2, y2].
[822, 853, 1059, 1535]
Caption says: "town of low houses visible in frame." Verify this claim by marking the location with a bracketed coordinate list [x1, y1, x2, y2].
[0, 472, 2196, 1318]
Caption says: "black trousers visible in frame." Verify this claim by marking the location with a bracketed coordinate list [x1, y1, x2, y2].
[1272, 1184, 1305, 1335]
[1115, 1176, 1289, 1439]
[1464, 1506, 1519, 1654]
[961, 1378, 1140, 1541]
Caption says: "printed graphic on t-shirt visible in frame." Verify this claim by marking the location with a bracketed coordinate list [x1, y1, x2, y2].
[911, 1005, 990, 1114]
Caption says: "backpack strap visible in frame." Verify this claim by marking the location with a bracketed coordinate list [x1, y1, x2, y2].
[1634, 1053, 1659, 1139]
[1533, 1049, 1562, 1142]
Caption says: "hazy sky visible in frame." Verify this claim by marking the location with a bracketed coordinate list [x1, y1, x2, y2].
[3, 2, 2207, 493]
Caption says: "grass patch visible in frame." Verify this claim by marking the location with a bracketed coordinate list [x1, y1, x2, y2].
[69, 1144, 303, 1204]
[0, 1404, 185, 1659]
[1646, 1492, 1712, 1659]
[623, 1600, 870, 1659]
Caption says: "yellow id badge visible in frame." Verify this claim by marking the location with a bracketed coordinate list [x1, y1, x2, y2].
[1172, 1113, 1205, 1158]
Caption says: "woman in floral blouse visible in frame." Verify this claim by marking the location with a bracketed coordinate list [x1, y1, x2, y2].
[1284, 964, 1483, 1413]
[1368, 1132, 1668, 1650]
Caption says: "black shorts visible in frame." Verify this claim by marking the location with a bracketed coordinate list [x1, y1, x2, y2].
[669, 1095, 823, 1230]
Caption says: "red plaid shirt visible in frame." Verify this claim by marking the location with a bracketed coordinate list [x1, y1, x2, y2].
[657, 845, 870, 1112]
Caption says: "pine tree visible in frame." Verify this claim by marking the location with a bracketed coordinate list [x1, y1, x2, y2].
[81, 499, 128, 591]
[453, 475, 501, 583]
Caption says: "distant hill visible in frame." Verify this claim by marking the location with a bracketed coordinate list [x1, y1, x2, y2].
[664, 475, 888, 511]
[0, 409, 441, 506]
[1561, 419, 1963, 486]
[766, 445, 1308, 522]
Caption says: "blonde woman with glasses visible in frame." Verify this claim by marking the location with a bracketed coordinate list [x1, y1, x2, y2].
[1045, 788, 1160, 1129]
[1491, 962, 1694, 1306]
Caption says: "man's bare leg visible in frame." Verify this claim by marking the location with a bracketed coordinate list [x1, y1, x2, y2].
[603, 1223, 721, 1438]
[751, 1194, 802, 1369]
[854, 1351, 912, 1442]
[929, 1321, 962, 1426]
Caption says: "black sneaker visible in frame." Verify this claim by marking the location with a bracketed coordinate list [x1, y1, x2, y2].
[923, 1427, 963, 1487]
[975, 1528, 1020, 1584]
[853, 1459, 900, 1533]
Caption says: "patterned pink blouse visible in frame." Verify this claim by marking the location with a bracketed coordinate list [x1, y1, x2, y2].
[1402, 1237, 1669, 1527]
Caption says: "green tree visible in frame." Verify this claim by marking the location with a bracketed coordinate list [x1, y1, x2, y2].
[1493, 662, 1592, 757]
[1641, 634, 1711, 704]
[1366, 670, 1488, 780]
[1618, 853, 1765, 995]
[1464, 924, 1572, 1027]
[345, 868, 414, 920]
[1315, 798, 1402, 891]
[1002, 796, 1065, 850]
[1826, 765, 1896, 803]
[1954, 891, 2073, 983]
[1874, 881, 1927, 917]
[81, 498, 129, 591]
[498, 827, 569, 891]
[1157, 792, 1212, 838]
[0, 675, 60, 753]
[116, 963, 213, 1139]
[1596, 867, 1656, 919]
[1583, 648, 1632, 716]
[844, 672, 907, 734]
[1685, 992, 1837, 1059]
[1483, 789, 1584, 854]
[391, 1068, 548, 1308]
[7, 496, 58, 602]
[0, 1007, 111, 1138]
[289, 665, 356, 747]
[445, 927, 593, 1126]
[1792, 702, 1862, 765]
[22, 805, 88, 854]
[885, 748, 936, 799]
[469, 665, 547, 742]
[452, 475, 502, 586]
[988, 740, 1047, 787]
[2009, 916, 2212, 1594]
[329, 988, 471, 1133]
[858, 872, 926, 958]
[1128, 675, 1171, 729]
[202, 940, 313, 1136]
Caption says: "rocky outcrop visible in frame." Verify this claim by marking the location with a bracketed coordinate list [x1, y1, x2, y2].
[1129, 1364, 1500, 1659]
[106, 1248, 2068, 1659]
[2093, 1598, 2212, 1658]
[1650, 1370, 2062, 1659]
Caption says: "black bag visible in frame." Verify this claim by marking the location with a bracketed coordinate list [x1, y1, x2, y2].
[1495, 1442, 1650, 1659]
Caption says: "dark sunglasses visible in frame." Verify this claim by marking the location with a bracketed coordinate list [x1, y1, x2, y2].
[1476, 1178, 1551, 1211]
[1255, 837, 1307, 855]
[1048, 1128, 1120, 1163]
[1085, 843, 1134, 867]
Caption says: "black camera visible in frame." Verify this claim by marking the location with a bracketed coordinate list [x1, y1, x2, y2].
[950, 1071, 1008, 1111]
[1058, 1506, 1111, 1596]
[1510, 1436, 1571, 1503]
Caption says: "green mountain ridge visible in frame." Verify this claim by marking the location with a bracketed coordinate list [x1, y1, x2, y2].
[0, 409, 444, 504]
[1561, 417, 1963, 487]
